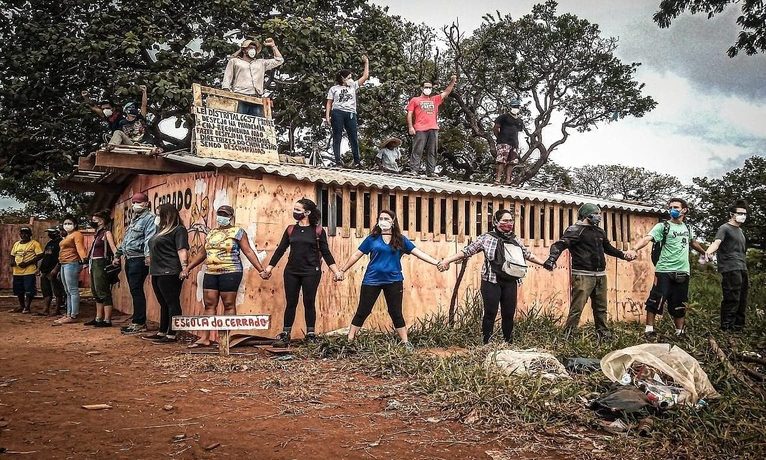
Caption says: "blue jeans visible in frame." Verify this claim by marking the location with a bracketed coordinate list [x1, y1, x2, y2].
[331, 109, 360, 164]
[60, 263, 82, 317]
[126, 257, 149, 325]
[237, 101, 264, 117]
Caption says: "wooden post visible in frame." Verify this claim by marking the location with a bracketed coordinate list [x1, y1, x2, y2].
[552, 204, 561, 241]
[444, 197, 454, 242]
[457, 196, 466, 243]
[369, 189, 378, 231]
[543, 204, 551, 247]
[409, 193, 418, 239]
[327, 185, 337, 236]
[342, 186, 351, 238]
[421, 194, 431, 242]
[355, 186, 365, 238]
[480, 199, 488, 238]
[469, 198, 478, 238]
[433, 194, 442, 242]
[395, 191, 404, 223]
[523, 201, 532, 245]
[219, 330, 230, 356]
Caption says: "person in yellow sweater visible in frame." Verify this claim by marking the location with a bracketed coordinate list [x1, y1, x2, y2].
[9, 227, 43, 313]
[54, 215, 88, 324]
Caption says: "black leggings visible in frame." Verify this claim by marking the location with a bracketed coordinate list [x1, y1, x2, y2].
[151, 275, 184, 335]
[480, 279, 518, 344]
[351, 282, 405, 329]
[283, 271, 322, 331]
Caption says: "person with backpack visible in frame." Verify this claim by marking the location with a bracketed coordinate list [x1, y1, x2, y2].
[542, 203, 637, 339]
[261, 199, 342, 348]
[631, 197, 707, 340]
[439, 209, 546, 344]
[84, 210, 118, 327]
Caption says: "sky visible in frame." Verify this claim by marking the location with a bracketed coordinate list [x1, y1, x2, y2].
[372, 0, 766, 182]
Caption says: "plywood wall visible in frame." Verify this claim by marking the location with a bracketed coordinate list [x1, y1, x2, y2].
[109, 172, 659, 337]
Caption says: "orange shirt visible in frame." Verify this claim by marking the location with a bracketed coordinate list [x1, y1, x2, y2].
[59, 231, 88, 263]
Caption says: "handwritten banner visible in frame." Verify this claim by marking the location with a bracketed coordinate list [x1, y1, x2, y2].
[172, 315, 270, 331]
[193, 106, 279, 164]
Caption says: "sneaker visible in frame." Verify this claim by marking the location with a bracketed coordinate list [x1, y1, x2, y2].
[58, 317, 76, 324]
[140, 333, 166, 342]
[353, 162, 363, 169]
[401, 341, 415, 352]
[21, 309, 31, 314]
[305, 332, 318, 342]
[644, 331, 658, 342]
[272, 332, 290, 348]
[84, 318, 101, 326]
[152, 335, 177, 344]
[94, 320, 112, 328]
[121, 324, 147, 334]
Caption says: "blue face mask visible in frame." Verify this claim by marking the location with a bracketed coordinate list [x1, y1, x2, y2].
[669, 209, 682, 219]
[216, 215, 231, 226]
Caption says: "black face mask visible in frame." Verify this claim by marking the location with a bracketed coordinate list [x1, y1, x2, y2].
[89, 221, 100, 229]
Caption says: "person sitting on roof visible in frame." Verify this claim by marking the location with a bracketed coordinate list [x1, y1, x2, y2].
[376, 137, 402, 173]
[107, 85, 162, 154]
[81, 91, 124, 138]
[222, 38, 284, 118]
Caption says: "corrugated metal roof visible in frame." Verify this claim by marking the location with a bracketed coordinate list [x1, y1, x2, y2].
[164, 153, 663, 214]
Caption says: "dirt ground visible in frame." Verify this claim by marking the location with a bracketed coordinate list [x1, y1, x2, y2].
[0, 295, 575, 460]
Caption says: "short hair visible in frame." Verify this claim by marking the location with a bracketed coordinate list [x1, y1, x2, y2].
[729, 199, 749, 213]
[335, 69, 352, 85]
[422, 81, 433, 87]
[668, 197, 688, 209]
[98, 100, 114, 107]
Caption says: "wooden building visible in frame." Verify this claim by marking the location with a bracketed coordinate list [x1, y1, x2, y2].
[65, 150, 661, 337]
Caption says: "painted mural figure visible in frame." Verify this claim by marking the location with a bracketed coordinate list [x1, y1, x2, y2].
[9, 226, 43, 314]
[705, 199, 750, 332]
[439, 209, 546, 344]
[222, 38, 284, 117]
[324, 55, 369, 168]
[183, 205, 266, 348]
[631, 197, 707, 340]
[543, 203, 637, 339]
[83, 210, 118, 328]
[114, 193, 156, 334]
[336, 210, 444, 351]
[406, 75, 457, 177]
[261, 198, 343, 348]
[493, 98, 525, 185]
[143, 204, 190, 344]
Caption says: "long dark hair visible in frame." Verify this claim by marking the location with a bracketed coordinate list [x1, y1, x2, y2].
[370, 209, 405, 250]
[62, 214, 78, 230]
[335, 69, 352, 85]
[297, 198, 321, 226]
[92, 209, 112, 230]
[156, 203, 182, 236]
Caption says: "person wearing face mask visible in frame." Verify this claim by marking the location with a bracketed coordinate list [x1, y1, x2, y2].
[261, 198, 343, 347]
[632, 197, 707, 340]
[493, 99, 525, 184]
[336, 210, 444, 351]
[183, 205, 266, 348]
[114, 192, 157, 334]
[84, 210, 118, 327]
[705, 199, 750, 332]
[542, 204, 636, 339]
[439, 210, 545, 344]
[82, 91, 124, 134]
[54, 216, 88, 324]
[107, 86, 161, 153]
[9, 227, 44, 314]
[38, 227, 66, 317]
[406, 75, 457, 177]
[324, 55, 370, 168]
[222, 38, 284, 117]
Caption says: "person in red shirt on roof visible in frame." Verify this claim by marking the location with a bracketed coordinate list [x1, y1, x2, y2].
[406, 75, 457, 177]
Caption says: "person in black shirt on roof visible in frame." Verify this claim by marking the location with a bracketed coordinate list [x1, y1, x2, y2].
[262, 198, 343, 348]
[493, 98, 525, 185]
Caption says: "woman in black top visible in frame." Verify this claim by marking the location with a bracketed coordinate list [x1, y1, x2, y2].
[262, 198, 342, 347]
[143, 204, 189, 344]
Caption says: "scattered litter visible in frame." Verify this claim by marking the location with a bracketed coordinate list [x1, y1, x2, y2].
[485, 349, 570, 380]
[385, 399, 402, 411]
[179, 374, 189, 378]
[425, 417, 440, 423]
[589, 386, 652, 420]
[564, 357, 601, 374]
[367, 440, 380, 448]
[600, 418, 632, 434]
[172, 434, 187, 442]
[485, 451, 512, 460]
[324, 327, 350, 336]
[637, 416, 655, 437]
[0, 378, 19, 387]
[81, 404, 112, 410]
[204, 442, 221, 451]
[163, 405, 174, 411]
[463, 408, 480, 424]
[272, 355, 294, 361]
[85, 351, 102, 356]
[199, 388, 211, 393]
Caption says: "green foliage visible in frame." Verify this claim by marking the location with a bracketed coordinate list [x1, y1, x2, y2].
[570, 164, 685, 206]
[653, 0, 766, 57]
[692, 155, 766, 247]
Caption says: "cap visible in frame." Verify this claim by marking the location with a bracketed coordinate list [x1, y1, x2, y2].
[20, 226, 32, 234]
[131, 192, 149, 203]
[217, 205, 235, 217]
[578, 203, 601, 219]
[379, 137, 402, 149]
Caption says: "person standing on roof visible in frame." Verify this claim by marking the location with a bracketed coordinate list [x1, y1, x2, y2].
[493, 99, 525, 185]
[631, 197, 707, 340]
[324, 55, 369, 168]
[543, 203, 637, 339]
[261, 198, 343, 348]
[222, 38, 284, 118]
[406, 75, 457, 177]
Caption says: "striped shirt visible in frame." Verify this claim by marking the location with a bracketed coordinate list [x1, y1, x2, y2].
[462, 232, 532, 283]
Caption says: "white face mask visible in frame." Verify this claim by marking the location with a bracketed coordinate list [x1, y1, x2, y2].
[510, 108, 520, 115]
[345, 78, 354, 86]
[246, 48, 257, 58]
[217, 215, 232, 226]
[102, 108, 113, 117]
[378, 220, 392, 231]
[422, 88, 432, 96]
[63, 223, 75, 232]
[132, 203, 145, 213]
[154, 216, 161, 226]
[735, 214, 747, 224]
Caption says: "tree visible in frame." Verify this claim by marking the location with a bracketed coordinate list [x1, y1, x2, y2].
[693, 156, 766, 248]
[439, 1, 656, 184]
[569, 164, 685, 207]
[653, 0, 766, 57]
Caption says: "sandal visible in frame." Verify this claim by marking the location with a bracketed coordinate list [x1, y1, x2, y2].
[187, 341, 211, 349]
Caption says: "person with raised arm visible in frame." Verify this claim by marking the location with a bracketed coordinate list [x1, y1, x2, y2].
[324, 55, 369, 168]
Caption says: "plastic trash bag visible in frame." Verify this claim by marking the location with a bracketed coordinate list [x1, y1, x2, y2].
[485, 349, 570, 380]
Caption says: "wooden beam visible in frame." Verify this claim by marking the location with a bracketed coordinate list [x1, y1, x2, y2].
[355, 187, 365, 238]
[470, 198, 478, 238]
[408, 193, 418, 239]
[341, 186, 351, 238]
[444, 196, 454, 242]
[59, 180, 121, 194]
[369, 189, 379, 231]
[523, 201, 532, 244]
[421, 194, 431, 242]
[327, 185, 337, 237]
[456, 196, 466, 243]
[543, 205, 551, 247]
[93, 151, 190, 173]
[78, 155, 96, 171]
[433, 194, 442, 242]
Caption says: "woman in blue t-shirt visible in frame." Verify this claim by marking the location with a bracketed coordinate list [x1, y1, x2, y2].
[337, 209, 443, 350]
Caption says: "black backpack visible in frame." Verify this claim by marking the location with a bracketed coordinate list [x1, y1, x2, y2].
[650, 221, 690, 266]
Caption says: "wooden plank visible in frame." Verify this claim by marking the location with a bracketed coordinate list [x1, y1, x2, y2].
[480, 199, 488, 238]
[552, 204, 561, 243]
[78, 154, 97, 172]
[341, 186, 351, 238]
[93, 151, 190, 173]
[456, 196, 466, 243]
[421, 194, 431, 241]
[196, 84, 270, 111]
[408, 192, 418, 238]
[192, 83, 203, 107]
[523, 201, 532, 245]
[444, 196, 454, 242]
[369, 189, 378, 230]
[543, 204, 551, 247]
[327, 185, 337, 237]
[469, 198, 478, 238]
[355, 187, 365, 238]
[395, 192, 404, 235]
[433, 194, 442, 242]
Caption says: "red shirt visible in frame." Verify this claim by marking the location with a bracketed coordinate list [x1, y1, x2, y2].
[407, 94, 443, 132]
